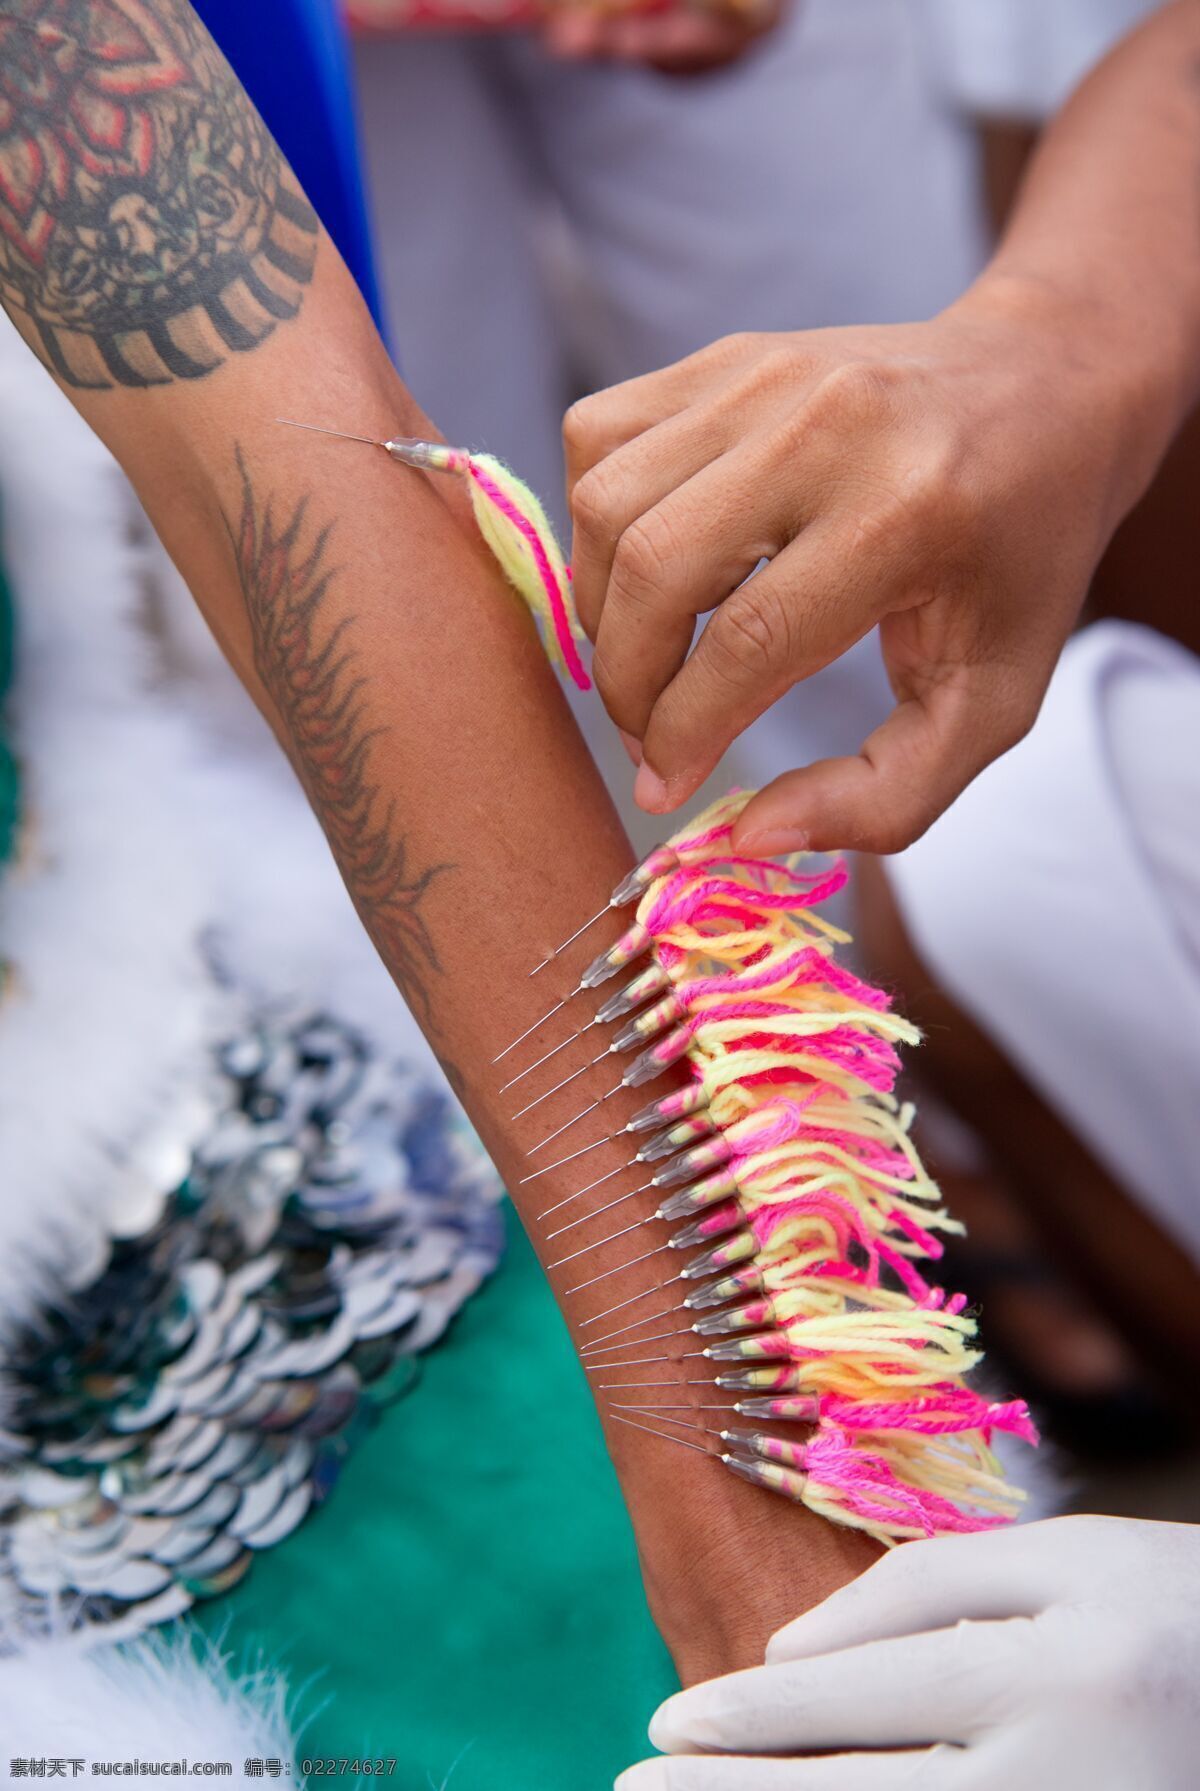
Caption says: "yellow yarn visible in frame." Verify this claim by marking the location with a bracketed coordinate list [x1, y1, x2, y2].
[630, 801, 1032, 1542]
[465, 453, 589, 687]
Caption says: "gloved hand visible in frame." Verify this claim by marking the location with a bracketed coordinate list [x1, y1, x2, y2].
[617, 1515, 1200, 1789]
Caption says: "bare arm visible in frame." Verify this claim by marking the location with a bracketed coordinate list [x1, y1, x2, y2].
[984, 0, 1200, 430]
[0, 0, 874, 1678]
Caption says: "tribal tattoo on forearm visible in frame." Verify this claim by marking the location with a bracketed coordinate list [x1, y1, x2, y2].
[0, 0, 317, 388]
[226, 449, 451, 1025]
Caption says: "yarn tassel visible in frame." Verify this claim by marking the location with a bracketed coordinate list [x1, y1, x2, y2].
[796, 1426, 1018, 1539]
[594, 796, 1037, 1545]
[464, 454, 590, 691]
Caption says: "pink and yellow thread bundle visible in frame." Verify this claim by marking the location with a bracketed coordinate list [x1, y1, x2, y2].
[460, 452, 590, 692]
[575, 790, 1036, 1544]
[275, 420, 590, 691]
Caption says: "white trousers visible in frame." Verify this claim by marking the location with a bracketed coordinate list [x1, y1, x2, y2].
[887, 623, 1200, 1266]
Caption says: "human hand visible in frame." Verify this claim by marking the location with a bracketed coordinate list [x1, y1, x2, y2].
[617, 1514, 1200, 1788]
[541, 0, 783, 76]
[565, 283, 1150, 854]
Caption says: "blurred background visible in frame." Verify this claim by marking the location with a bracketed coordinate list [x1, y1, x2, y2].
[2, 1, 1197, 1784]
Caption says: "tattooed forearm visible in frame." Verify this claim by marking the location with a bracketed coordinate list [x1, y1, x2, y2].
[0, 0, 317, 388]
[226, 448, 450, 1023]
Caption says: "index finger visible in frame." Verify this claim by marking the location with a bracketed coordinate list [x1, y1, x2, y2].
[636, 521, 879, 809]
[648, 1623, 1031, 1753]
[562, 335, 765, 502]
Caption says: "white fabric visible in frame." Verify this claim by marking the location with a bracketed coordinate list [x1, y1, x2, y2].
[621, 1515, 1200, 1789]
[353, 0, 986, 814]
[887, 621, 1200, 1265]
[917, 0, 1160, 121]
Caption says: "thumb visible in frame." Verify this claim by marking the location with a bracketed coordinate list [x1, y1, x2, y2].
[636, 528, 874, 815]
[732, 673, 1033, 856]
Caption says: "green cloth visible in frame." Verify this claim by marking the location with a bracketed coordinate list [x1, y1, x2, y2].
[193, 1211, 678, 1786]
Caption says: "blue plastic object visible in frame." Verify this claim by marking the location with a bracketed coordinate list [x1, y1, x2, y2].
[195, 0, 385, 332]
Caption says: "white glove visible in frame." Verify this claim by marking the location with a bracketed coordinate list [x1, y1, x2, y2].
[617, 1515, 1200, 1790]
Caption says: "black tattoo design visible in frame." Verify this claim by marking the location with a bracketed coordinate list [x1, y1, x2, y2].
[227, 448, 451, 1023]
[0, 0, 317, 388]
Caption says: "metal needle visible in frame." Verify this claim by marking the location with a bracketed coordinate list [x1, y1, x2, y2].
[610, 1409, 718, 1438]
[527, 904, 615, 978]
[608, 1413, 715, 1455]
[499, 1023, 594, 1094]
[535, 1158, 634, 1225]
[525, 1084, 621, 1157]
[277, 418, 381, 447]
[547, 1211, 652, 1272]
[610, 1403, 737, 1413]
[580, 1320, 691, 1355]
[576, 1272, 680, 1330]
[510, 1051, 604, 1123]
[491, 987, 583, 1066]
[595, 1377, 717, 1390]
[581, 1325, 695, 1359]
[543, 1179, 652, 1241]
[564, 1238, 674, 1297]
[518, 1131, 619, 1184]
[585, 1351, 705, 1371]
[579, 1300, 690, 1352]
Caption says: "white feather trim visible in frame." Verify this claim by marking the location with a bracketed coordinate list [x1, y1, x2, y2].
[0, 1628, 300, 1785]
[0, 329, 217, 1338]
[0, 317, 437, 1343]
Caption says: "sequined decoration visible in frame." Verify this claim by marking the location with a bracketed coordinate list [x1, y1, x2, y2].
[0, 1005, 504, 1640]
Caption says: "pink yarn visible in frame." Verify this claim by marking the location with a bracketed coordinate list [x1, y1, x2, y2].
[721, 1025, 900, 1092]
[467, 460, 591, 691]
[787, 1122, 913, 1181]
[644, 862, 848, 938]
[682, 948, 889, 1013]
[876, 1240, 934, 1305]
[728, 1096, 820, 1157]
[803, 1426, 1011, 1536]
[623, 826, 1034, 1531]
[750, 1189, 880, 1276]
[889, 1208, 945, 1259]
[820, 1391, 1038, 1446]
[674, 806, 744, 859]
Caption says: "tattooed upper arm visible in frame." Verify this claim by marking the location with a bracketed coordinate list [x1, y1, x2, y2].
[0, 0, 317, 389]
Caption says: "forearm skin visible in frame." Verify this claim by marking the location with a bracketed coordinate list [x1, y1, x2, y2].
[0, 0, 873, 1679]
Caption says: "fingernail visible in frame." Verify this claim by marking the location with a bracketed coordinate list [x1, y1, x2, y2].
[736, 827, 810, 857]
[634, 761, 669, 812]
[618, 729, 643, 767]
[615, 1764, 669, 1791]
